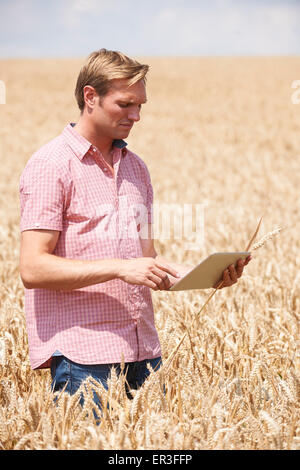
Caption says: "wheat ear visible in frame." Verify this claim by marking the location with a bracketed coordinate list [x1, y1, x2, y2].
[251, 227, 283, 251]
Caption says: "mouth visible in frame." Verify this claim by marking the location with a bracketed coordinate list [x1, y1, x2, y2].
[119, 123, 133, 129]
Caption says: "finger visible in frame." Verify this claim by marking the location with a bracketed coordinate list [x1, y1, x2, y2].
[236, 259, 245, 278]
[149, 273, 169, 290]
[156, 274, 171, 290]
[155, 261, 180, 278]
[168, 276, 178, 288]
[149, 273, 164, 289]
[145, 279, 159, 291]
[162, 274, 171, 290]
[245, 255, 252, 265]
[213, 279, 224, 289]
[152, 268, 171, 290]
[228, 264, 238, 283]
[222, 268, 233, 286]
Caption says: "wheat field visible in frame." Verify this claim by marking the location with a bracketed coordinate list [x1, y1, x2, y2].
[0, 57, 299, 450]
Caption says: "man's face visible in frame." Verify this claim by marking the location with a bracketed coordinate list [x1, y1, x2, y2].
[86, 78, 147, 140]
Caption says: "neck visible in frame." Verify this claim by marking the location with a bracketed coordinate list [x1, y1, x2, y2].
[74, 114, 113, 157]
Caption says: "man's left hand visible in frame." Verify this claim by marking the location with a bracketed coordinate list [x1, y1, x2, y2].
[213, 255, 252, 289]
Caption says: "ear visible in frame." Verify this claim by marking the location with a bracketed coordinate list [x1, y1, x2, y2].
[83, 85, 98, 110]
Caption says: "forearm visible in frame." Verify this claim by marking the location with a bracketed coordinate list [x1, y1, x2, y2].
[21, 253, 123, 291]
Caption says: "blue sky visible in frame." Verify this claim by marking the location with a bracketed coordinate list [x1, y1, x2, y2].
[0, 0, 299, 57]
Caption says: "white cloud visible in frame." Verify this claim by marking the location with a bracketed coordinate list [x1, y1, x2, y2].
[66, 0, 108, 13]
[149, 1, 300, 55]
[60, 0, 119, 28]
[70, 0, 98, 12]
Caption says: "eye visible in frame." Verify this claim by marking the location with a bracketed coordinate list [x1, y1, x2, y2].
[118, 102, 143, 109]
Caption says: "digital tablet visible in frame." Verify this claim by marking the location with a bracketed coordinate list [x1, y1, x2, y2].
[170, 252, 251, 291]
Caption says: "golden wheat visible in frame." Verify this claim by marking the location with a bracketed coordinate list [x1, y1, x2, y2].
[0, 57, 299, 450]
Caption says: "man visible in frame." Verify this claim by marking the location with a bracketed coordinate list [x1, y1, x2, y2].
[19, 49, 250, 404]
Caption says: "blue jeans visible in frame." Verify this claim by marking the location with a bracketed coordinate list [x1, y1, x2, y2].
[50, 355, 162, 419]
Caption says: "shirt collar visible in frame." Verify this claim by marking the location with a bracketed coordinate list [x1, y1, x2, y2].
[62, 123, 128, 161]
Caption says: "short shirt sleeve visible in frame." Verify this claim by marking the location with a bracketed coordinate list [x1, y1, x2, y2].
[19, 158, 65, 232]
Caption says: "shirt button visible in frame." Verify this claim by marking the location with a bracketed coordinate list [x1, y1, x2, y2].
[35, 223, 40, 228]
[93, 148, 96, 152]
[103, 167, 107, 172]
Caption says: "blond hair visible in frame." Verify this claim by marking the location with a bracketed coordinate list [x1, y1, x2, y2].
[75, 48, 149, 111]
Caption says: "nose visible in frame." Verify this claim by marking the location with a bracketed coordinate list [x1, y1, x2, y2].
[128, 106, 141, 122]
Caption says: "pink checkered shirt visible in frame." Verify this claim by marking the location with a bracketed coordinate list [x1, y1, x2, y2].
[19, 123, 161, 369]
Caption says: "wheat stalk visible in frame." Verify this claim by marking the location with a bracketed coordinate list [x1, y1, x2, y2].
[163, 216, 277, 372]
[245, 216, 263, 251]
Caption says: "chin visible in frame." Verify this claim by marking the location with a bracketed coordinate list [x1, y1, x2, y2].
[116, 128, 132, 138]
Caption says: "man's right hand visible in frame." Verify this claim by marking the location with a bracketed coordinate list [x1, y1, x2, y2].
[20, 230, 180, 292]
[118, 257, 180, 291]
